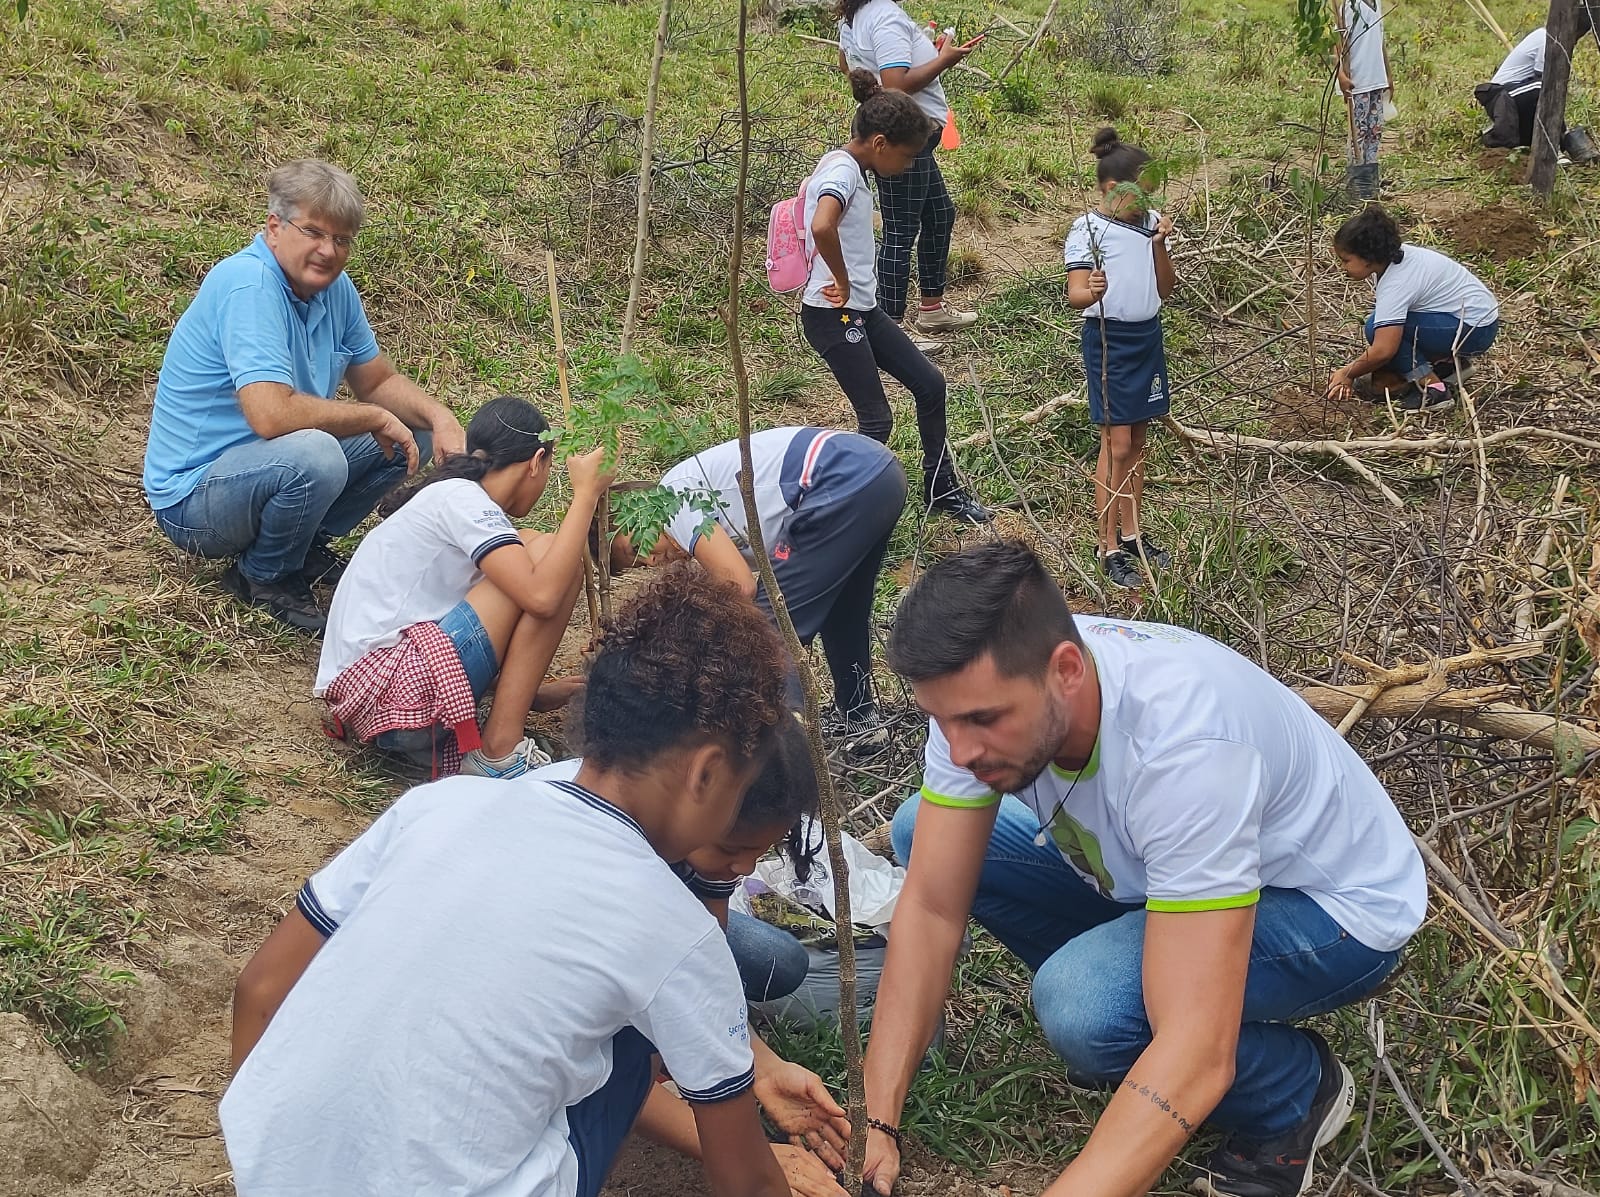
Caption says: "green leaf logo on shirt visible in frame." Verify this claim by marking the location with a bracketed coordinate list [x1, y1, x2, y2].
[1048, 813, 1116, 897]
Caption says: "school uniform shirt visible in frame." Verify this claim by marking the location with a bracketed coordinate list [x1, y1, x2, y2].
[221, 775, 753, 1197]
[803, 150, 878, 312]
[313, 478, 522, 694]
[1063, 210, 1164, 323]
[531, 758, 739, 900]
[1491, 28, 1545, 85]
[658, 427, 892, 566]
[144, 234, 381, 510]
[1341, 0, 1387, 94]
[1372, 244, 1500, 331]
[918, 616, 1427, 953]
[839, 0, 949, 126]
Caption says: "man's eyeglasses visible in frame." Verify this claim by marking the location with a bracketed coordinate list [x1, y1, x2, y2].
[279, 215, 357, 252]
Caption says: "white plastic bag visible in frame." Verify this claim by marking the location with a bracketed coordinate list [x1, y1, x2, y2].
[738, 815, 905, 934]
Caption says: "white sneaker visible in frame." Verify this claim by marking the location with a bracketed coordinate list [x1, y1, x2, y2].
[914, 303, 978, 333]
[459, 736, 552, 779]
[899, 322, 946, 355]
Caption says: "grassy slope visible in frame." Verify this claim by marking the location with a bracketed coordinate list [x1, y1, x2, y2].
[2, 0, 1598, 1189]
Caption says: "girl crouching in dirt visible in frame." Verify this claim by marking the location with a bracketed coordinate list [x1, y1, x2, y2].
[1065, 127, 1176, 591]
[233, 598, 857, 1197]
[598, 426, 907, 762]
[800, 72, 992, 525]
[314, 395, 610, 779]
[1327, 204, 1500, 414]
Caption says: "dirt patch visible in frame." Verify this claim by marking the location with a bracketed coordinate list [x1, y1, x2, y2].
[1442, 201, 1545, 262]
[1263, 385, 1380, 439]
[601, 1139, 1049, 1197]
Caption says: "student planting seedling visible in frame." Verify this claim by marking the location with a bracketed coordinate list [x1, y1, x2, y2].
[225, 566, 804, 1197]
[1326, 204, 1500, 413]
[1065, 128, 1175, 591]
[315, 395, 608, 778]
[600, 426, 909, 761]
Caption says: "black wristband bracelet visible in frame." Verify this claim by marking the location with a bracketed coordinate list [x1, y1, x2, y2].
[866, 1117, 902, 1145]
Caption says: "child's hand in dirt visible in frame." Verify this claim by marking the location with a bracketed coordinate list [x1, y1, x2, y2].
[771, 1145, 850, 1197]
[1153, 214, 1175, 244]
[754, 1061, 850, 1168]
[1087, 269, 1108, 300]
[822, 277, 851, 308]
[565, 444, 615, 497]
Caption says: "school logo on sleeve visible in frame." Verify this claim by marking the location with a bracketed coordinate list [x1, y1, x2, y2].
[475, 508, 515, 532]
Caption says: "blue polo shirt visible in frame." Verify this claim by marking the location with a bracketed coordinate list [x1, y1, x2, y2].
[142, 234, 381, 510]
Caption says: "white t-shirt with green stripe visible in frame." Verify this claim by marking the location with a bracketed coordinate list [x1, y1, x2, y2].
[919, 617, 1425, 952]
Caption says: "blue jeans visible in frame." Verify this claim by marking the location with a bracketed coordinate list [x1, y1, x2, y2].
[1365, 312, 1500, 381]
[727, 912, 809, 1002]
[153, 428, 430, 584]
[892, 795, 1403, 1138]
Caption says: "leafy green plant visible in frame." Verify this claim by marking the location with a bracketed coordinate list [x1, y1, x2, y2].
[1293, 0, 1335, 60]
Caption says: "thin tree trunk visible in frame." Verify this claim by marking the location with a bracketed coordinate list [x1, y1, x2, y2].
[621, 0, 672, 353]
[1530, 0, 1576, 195]
[721, 0, 868, 1185]
[546, 250, 602, 640]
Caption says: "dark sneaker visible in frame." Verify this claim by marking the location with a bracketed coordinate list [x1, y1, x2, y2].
[1429, 358, 1477, 386]
[1102, 549, 1143, 590]
[925, 482, 994, 524]
[1191, 1029, 1355, 1197]
[1397, 381, 1454, 413]
[300, 539, 350, 587]
[1119, 534, 1171, 571]
[219, 563, 327, 636]
[824, 705, 892, 762]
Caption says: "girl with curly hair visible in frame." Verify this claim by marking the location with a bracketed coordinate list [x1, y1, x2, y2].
[225, 566, 811, 1197]
[1328, 205, 1500, 413]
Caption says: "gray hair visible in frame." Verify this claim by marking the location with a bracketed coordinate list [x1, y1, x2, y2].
[266, 159, 365, 232]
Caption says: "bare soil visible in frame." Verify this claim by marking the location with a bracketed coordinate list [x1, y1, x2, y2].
[1440, 201, 1547, 262]
[1263, 384, 1381, 439]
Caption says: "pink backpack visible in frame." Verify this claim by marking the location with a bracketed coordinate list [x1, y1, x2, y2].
[766, 150, 851, 294]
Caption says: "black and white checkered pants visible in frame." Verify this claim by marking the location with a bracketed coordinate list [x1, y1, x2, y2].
[874, 130, 955, 321]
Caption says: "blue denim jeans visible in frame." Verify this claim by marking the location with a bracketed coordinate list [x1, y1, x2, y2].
[1365, 312, 1500, 381]
[892, 795, 1403, 1138]
[727, 911, 809, 1002]
[153, 428, 431, 584]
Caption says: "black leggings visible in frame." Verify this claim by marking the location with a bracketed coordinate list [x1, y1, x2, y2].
[800, 304, 952, 485]
[760, 460, 908, 716]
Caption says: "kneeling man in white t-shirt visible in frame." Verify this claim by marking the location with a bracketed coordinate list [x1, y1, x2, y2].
[860, 541, 1425, 1197]
[220, 565, 798, 1197]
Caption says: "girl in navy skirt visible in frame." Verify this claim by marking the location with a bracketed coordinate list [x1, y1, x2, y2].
[1065, 128, 1176, 590]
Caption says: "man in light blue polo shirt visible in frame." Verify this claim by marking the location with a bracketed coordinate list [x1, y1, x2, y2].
[143, 159, 466, 635]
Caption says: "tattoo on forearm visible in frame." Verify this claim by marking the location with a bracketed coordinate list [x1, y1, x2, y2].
[1120, 1078, 1195, 1134]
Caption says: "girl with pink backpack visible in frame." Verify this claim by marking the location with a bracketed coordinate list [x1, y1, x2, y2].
[795, 78, 991, 525]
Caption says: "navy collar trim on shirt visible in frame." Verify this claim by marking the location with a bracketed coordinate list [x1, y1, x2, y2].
[548, 779, 648, 842]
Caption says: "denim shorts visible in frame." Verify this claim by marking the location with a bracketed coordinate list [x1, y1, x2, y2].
[371, 600, 496, 762]
[436, 599, 498, 699]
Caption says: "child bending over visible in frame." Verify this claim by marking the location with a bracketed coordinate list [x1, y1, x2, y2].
[225, 566, 800, 1197]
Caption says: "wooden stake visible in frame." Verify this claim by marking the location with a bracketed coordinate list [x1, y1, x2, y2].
[546, 250, 603, 640]
[724, 0, 867, 1184]
[1531, 0, 1577, 196]
[621, 0, 672, 354]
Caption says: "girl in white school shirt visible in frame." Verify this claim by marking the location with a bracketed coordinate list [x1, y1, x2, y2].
[1065, 128, 1176, 591]
[315, 396, 611, 779]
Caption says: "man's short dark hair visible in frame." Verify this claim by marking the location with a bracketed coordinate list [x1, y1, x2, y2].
[886, 541, 1082, 682]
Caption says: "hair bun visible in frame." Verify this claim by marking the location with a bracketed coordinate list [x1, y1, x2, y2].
[1090, 126, 1121, 158]
[848, 66, 882, 104]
